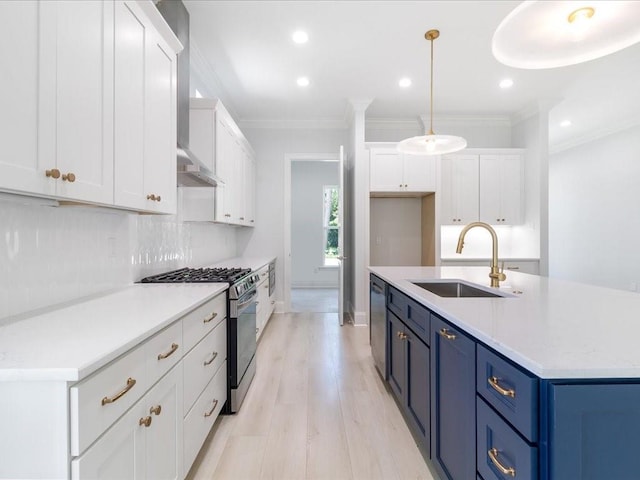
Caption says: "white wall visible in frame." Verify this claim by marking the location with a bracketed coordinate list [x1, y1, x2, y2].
[0, 193, 237, 320]
[549, 124, 640, 291]
[236, 127, 348, 305]
[291, 161, 339, 287]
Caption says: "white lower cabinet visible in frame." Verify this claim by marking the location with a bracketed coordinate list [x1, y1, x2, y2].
[255, 265, 274, 341]
[72, 364, 183, 480]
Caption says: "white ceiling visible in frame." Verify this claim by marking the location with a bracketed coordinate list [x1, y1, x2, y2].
[184, 0, 640, 150]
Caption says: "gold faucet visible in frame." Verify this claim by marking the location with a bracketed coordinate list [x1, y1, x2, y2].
[456, 222, 506, 288]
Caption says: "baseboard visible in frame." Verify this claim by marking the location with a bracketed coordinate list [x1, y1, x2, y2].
[274, 300, 285, 314]
[353, 311, 367, 326]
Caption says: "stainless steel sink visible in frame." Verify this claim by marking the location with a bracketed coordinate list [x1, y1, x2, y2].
[412, 281, 507, 298]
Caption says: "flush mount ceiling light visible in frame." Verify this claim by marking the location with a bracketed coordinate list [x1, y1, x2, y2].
[296, 76, 310, 87]
[399, 77, 412, 88]
[560, 119, 572, 127]
[492, 1, 640, 69]
[398, 29, 467, 156]
[499, 78, 514, 89]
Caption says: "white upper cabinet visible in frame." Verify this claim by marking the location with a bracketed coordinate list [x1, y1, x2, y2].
[440, 149, 524, 226]
[369, 146, 436, 193]
[114, 0, 178, 214]
[0, 1, 114, 204]
[183, 98, 255, 227]
[479, 154, 523, 225]
[0, 0, 180, 213]
[440, 154, 480, 225]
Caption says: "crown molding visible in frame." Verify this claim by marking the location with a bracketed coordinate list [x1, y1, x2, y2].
[365, 118, 421, 130]
[344, 98, 373, 125]
[237, 118, 348, 130]
[549, 115, 640, 155]
[419, 114, 512, 130]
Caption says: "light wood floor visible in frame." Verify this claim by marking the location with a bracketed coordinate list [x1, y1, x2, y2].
[186, 312, 436, 480]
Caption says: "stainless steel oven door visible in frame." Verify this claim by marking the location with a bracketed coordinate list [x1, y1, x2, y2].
[230, 288, 257, 388]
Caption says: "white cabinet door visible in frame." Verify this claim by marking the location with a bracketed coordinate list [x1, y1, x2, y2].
[71, 365, 183, 480]
[215, 115, 235, 223]
[370, 150, 403, 191]
[143, 29, 177, 214]
[40, 0, 114, 204]
[0, 1, 49, 196]
[441, 154, 479, 225]
[479, 154, 523, 225]
[403, 154, 436, 192]
[144, 366, 183, 480]
[245, 152, 256, 226]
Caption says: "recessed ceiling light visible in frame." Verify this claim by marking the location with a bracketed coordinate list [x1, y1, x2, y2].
[399, 77, 412, 88]
[499, 78, 514, 89]
[292, 30, 308, 44]
[296, 77, 310, 87]
[560, 120, 572, 127]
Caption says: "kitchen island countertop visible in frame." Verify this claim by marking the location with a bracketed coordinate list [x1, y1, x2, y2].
[370, 266, 640, 379]
[0, 283, 227, 382]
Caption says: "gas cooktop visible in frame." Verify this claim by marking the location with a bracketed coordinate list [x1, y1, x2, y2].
[139, 267, 251, 284]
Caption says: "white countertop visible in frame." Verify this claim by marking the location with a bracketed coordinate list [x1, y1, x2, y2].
[370, 266, 640, 379]
[0, 284, 227, 382]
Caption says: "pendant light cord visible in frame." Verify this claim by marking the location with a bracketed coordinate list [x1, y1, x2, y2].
[429, 34, 434, 135]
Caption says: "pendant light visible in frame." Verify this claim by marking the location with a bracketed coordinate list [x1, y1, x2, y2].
[398, 29, 467, 156]
[492, 1, 640, 69]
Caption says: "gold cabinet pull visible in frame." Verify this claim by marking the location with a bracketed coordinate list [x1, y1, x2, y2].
[157, 343, 179, 360]
[204, 399, 219, 417]
[101, 377, 137, 406]
[147, 194, 157, 201]
[204, 352, 218, 366]
[150, 405, 162, 416]
[203, 312, 218, 323]
[45, 168, 60, 179]
[438, 328, 456, 340]
[62, 172, 76, 182]
[488, 376, 516, 398]
[488, 448, 516, 477]
[139, 416, 152, 427]
[156, 195, 161, 202]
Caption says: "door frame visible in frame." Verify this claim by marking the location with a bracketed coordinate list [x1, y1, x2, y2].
[283, 152, 340, 313]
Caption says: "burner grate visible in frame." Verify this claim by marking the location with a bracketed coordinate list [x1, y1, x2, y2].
[140, 267, 251, 284]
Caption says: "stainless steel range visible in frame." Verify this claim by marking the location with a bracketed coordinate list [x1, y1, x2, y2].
[140, 267, 259, 413]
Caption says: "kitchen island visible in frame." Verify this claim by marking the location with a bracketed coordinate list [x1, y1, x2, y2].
[370, 266, 640, 480]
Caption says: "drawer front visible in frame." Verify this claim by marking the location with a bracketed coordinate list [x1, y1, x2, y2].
[183, 292, 226, 353]
[70, 345, 147, 455]
[183, 319, 227, 415]
[146, 320, 183, 385]
[477, 344, 538, 442]
[387, 286, 407, 321]
[183, 360, 227, 476]
[477, 397, 537, 480]
[405, 296, 430, 345]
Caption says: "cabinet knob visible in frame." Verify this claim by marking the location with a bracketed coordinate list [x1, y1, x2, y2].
[404, 184, 408, 187]
[240, 217, 245, 220]
[62, 172, 76, 182]
[150, 405, 162, 416]
[147, 194, 157, 201]
[139, 416, 152, 427]
[225, 214, 231, 218]
[45, 168, 61, 179]
[156, 195, 161, 202]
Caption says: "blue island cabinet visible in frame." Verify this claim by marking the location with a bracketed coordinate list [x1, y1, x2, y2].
[545, 382, 640, 480]
[430, 315, 476, 480]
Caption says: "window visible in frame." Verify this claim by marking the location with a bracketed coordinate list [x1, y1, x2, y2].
[323, 185, 339, 267]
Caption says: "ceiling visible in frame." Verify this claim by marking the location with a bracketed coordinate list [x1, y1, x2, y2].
[184, 0, 640, 150]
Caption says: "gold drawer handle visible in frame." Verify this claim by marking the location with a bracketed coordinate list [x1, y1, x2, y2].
[157, 343, 179, 360]
[488, 448, 516, 477]
[438, 328, 456, 340]
[488, 376, 516, 398]
[204, 399, 219, 417]
[204, 352, 218, 366]
[45, 168, 60, 179]
[101, 377, 136, 406]
[150, 405, 162, 416]
[203, 312, 218, 323]
[139, 416, 152, 427]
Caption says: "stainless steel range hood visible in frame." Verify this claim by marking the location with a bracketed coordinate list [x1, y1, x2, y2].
[157, 0, 222, 188]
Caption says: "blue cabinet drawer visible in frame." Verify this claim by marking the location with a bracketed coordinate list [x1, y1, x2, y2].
[387, 286, 407, 320]
[387, 286, 429, 345]
[477, 344, 538, 442]
[477, 397, 538, 480]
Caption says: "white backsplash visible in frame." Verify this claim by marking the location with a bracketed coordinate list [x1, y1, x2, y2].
[0, 197, 237, 320]
[440, 224, 539, 259]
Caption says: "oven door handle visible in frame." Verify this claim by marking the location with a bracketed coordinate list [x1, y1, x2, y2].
[236, 290, 258, 313]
